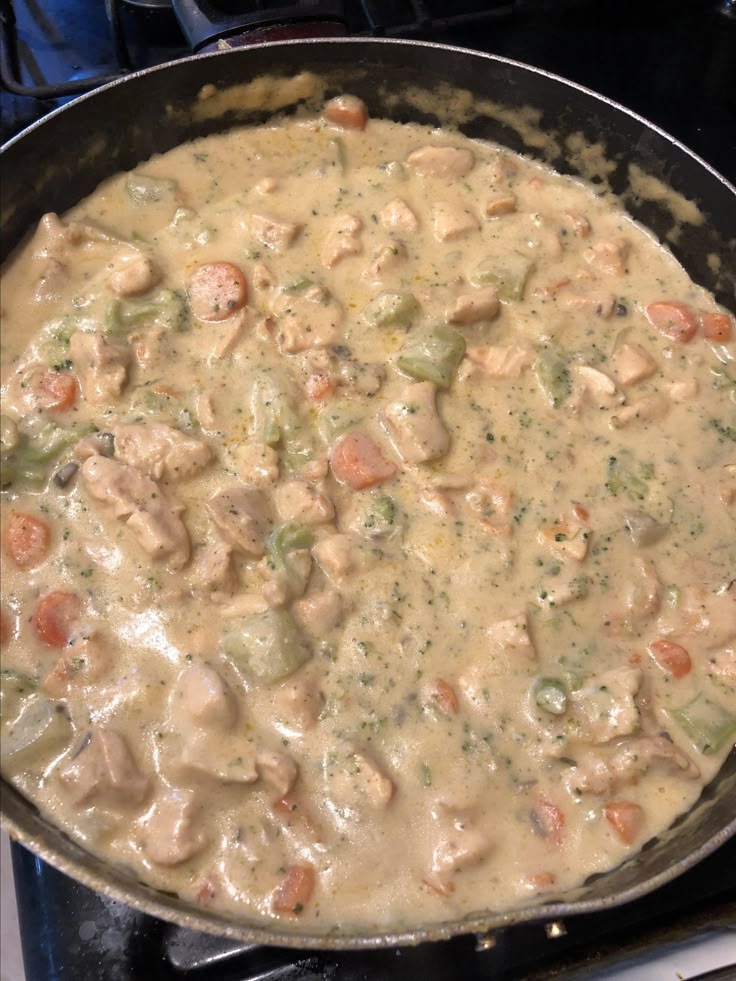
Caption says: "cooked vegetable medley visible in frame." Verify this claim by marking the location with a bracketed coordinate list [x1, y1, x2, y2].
[1, 91, 735, 932]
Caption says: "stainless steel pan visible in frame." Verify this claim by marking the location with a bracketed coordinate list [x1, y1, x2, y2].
[1, 37, 735, 949]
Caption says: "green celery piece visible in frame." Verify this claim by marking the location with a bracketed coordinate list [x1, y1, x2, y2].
[267, 523, 314, 584]
[397, 325, 466, 389]
[469, 251, 534, 300]
[534, 677, 568, 716]
[1, 424, 77, 489]
[606, 456, 650, 502]
[250, 375, 299, 447]
[331, 137, 346, 172]
[534, 351, 571, 408]
[106, 289, 189, 336]
[317, 401, 363, 443]
[126, 173, 178, 205]
[670, 693, 736, 754]
[0, 694, 71, 762]
[364, 291, 419, 328]
[221, 610, 312, 685]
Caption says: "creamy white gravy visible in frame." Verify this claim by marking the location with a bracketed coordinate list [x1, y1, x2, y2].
[1, 93, 735, 935]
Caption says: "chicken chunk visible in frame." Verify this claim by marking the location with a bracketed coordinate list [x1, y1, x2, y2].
[487, 613, 536, 660]
[382, 382, 449, 464]
[611, 394, 669, 429]
[613, 343, 657, 385]
[108, 253, 160, 297]
[189, 541, 237, 595]
[293, 589, 343, 635]
[462, 345, 534, 380]
[407, 145, 475, 180]
[42, 633, 112, 699]
[330, 748, 394, 810]
[206, 485, 269, 556]
[572, 365, 624, 410]
[432, 203, 479, 242]
[59, 728, 149, 806]
[362, 241, 408, 284]
[170, 663, 237, 730]
[140, 789, 206, 866]
[274, 671, 324, 733]
[313, 534, 357, 583]
[321, 213, 363, 268]
[247, 212, 302, 253]
[447, 286, 499, 324]
[70, 331, 129, 404]
[584, 238, 630, 276]
[425, 805, 491, 895]
[538, 518, 590, 562]
[380, 198, 419, 234]
[233, 442, 279, 486]
[257, 749, 299, 796]
[484, 194, 517, 218]
[82, 454, 190, 568]
[274, 480, 335, 525]
[272, 287, 344, 353]
[112, 422, 211, 481]
[572, 667, 642, 744]
[564, 732, 700, 796]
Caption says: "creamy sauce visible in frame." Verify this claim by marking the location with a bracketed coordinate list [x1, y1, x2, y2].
[1, 94, 735, 935]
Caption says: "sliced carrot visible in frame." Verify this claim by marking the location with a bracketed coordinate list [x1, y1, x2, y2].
[648, 639, 691, 679]
[324, 95, 368, 131]
[571, 502, 590, 523]
[531, 797, 565, 846]
[188, 262, 247, 322]
[429, 678, 459, 716]
[32, 368, 77, 412]
[32, 591, 81, 648]
[700, 311, 733, 343]
[524, 871, 557, 890]
[604, 801, 645, 844]
[330, 431, 396, 490]
[5, 512, 51, 569]
[271, 864, 315, 915]
[645, 301, 698, 343]
[563, 212, 591, 237]
[305, 373, 336, 401]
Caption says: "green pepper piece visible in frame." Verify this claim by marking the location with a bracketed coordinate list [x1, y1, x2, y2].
[397, 325, 466, 389]
[669, 693, 736, 754]
[364, 291, 419, 328]
[534, 677, 568, 716]
[221, 610, 312, 685]
[469, 251, 534, 300]
[534, 350, 571, 408]
[106, 289, 189, 336]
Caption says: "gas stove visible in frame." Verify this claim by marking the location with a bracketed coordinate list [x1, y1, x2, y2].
[2, 2, 736, 980]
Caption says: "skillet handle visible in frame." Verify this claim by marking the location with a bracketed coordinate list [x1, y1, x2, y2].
[171, 1, 348, 52]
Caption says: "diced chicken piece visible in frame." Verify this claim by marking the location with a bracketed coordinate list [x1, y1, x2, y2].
[407, 145, 475, 180]
[262, 547, 312, 607]
[447, 286, 499, 324]
[676, 585, 736, 649]
[293, 589, 343, 635]
[108, 253, 160, 297]
[465, 482, 513, 537]
[362, 241, 408, 284]
[382, 382, 449, 464]
[257, 750, 299, 796]
[337, 359, 384, 397]
[613, 343, 657, 385]
[573, 667, 642, 743]
[171, 663, 237, 730]
[538, 518, 590, 562]
[82, 455, 190, 568]
[704, 646, 736, 685]
[274, 480, 335, 525]
[232, 442, 279, 487]
[31, 212, 72, 262]
[42, 633, 112, 698]
[616, 557, 662, 630]
[380, 198, 419, 233]
[247, 212, 302, 253]
[252, 262, 274, 290]
[425, 805, 491, 895]
[487, 612, 536, 660]
[207, 306, 249, 359]
[432, 202, 479, 242]
[562, 291, 616, 318]
[272, 287, 344, 353]
[610, 733, 701, 783]
[333, 748, 394, 809]
[484, 194, 517, 218]
[141, 789, 205, 866]
[572, 365, 624, 410]
[274, 671, 324, 733]
[321, 213, 363, 268]
[462, 345, 534, 380]
[669, 378, 699, 402]
[189, 541, 237, 596]
[584, 239, 631, 276]
[324, 94, 368, 130]
[129, 326, 166, 370]
[112, 422, 211, 481]
[206, 485, 269, 556]
[195, 392, 217, 428]
[34, 257, 66, 301]
[254, 177, 277, 194]
[611, 394, 669, 429]
[59, 728, 149, 806]
[70, 331, 129, 404]
[562, 212, 592, 237]
[313, 533, 357, 584]
[301, 458, 330, 481]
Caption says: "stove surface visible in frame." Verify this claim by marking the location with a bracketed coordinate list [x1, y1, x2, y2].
[2, 1, 736, 979]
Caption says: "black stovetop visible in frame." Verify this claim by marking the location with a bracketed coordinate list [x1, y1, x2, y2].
[3, 2, 736, 979]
